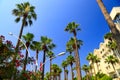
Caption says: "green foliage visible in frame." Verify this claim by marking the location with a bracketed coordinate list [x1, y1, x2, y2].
[107, 41, 117, 50]
[66, 37, 83, 50]
[0, 35, 16, 79]
[104, 32, 113, 40]
[66, 55, 75, 66]
[61, 60, 68, 69]
[40, 36, 56, 51]
[13, 2, 37, 26]
[100, 75, 112, 80]
[105, 55, 119, 65]
[64, 22, 80, 33]
[82, 64, 90, 73]
[82, 72, 112, 80]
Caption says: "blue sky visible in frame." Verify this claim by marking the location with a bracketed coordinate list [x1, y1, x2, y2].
[0, 0, 120, 79]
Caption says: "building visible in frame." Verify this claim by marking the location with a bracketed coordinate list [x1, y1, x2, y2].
[92, 39, 120, 80]
[89, 7, 120, 80]
[110, 7, 120, 31]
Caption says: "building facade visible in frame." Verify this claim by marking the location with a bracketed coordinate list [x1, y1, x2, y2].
[90, 7, 120, 80]
[92, 39, 120, 79]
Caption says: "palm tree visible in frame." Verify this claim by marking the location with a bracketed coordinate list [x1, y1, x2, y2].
[30, 41, 41, 72]
[104, 33, 120, 61]
[105, 55, 119, 78]
[45, 72, 50, 80]
[65, 22, 83, 80]
[86, 53, 96, 75]
[46, 51, 54, 80]
[82, 64, 90, 80]
[61, 60, 68, 80]
[96, 0, 120, 52]
[40, 36, 55, 80]
[12, 2, 37, 49]
[51, 64, 59, 80]
[104, 32, 113, 41]
[66, 40, 74, 55]
[57, 67, 62, 80]
[21, 33, 34, 71]
[94, 55, 100, 72]
[67, 55, 75, 80]
[65, 70, 69, 80]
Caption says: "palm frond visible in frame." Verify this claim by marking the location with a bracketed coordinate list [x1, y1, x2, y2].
[15, 17, 20, 23]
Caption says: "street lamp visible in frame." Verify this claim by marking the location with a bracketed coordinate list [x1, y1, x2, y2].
[9, 32, 31, 57]
[38, 52, 65, 71]
[38, 51, 65, 80]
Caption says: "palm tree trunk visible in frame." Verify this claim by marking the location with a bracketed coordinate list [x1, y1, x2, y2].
[23, 49, 28, 71]
[23, 43, 29, 71]
[11, 17, 27, 80]
[58, 74, 61, 80]
[73, 36, 82, 80]
[111, 64, 119, 79]
[92, 63, 97, 80]
[66, 71, 68, 80]
[85, 71, 89, 80]
[42, 50, 46, 80]
[96, 0, 120, 53]
[70, 64, 74, 80]
[16, 16, 26, 49]
[35, 50, 39, 72]
[63, 68, 66, 80]
[96, 63, 99, 73]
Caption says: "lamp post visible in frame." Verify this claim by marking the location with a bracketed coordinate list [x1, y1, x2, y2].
[39, 52, 65, 80]
[39, 52, 65, 70]
[9, 32, 31, 57]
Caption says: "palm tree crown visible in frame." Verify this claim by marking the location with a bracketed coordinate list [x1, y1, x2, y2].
[64, 22, 80, 36]
[67, 37, 83, 49]
[105, 55, 119, 65]
[40, 36, 56, 51]
[82, 64, 89, 73]
[104, 32, 113, 40]
[62, 60, 68, 69]
[86, 53, 95, 63]
[12, 2, 37, 26]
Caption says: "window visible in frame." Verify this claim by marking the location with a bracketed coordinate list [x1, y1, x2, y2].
[106, 67, 108, 70]
[102, 49, 104, 51]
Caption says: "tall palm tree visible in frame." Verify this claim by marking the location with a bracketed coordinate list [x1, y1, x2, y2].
[30, 41, 41, 72]
[12, 2, 37, 49]
[105, 55, 119, 78]
[40, 36, 55, 80]
[46, 51, 54, 80]
[67, 55, 75, 80]
[82, 64, 90, 80]
[61, 60, 68, 80]
[96, 0, 120, 52]
[65, 22, 83, 80]
[21, 33, 34, 71]
[86, 53, 96, 75]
